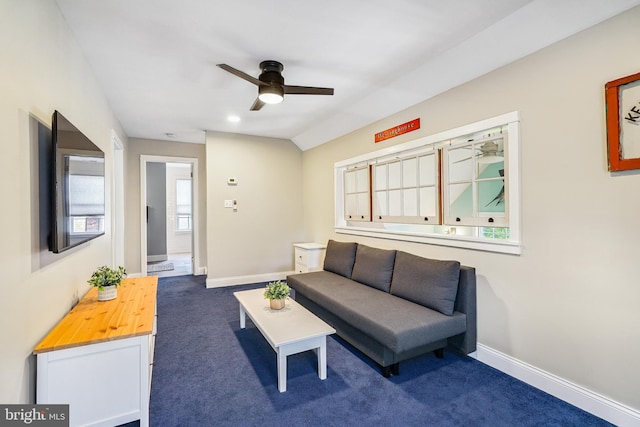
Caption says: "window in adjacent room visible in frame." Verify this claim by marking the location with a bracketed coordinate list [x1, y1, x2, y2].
[175, 178, 192, 231]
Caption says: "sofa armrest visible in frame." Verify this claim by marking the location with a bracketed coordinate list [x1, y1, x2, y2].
[448, 265, 477, 354]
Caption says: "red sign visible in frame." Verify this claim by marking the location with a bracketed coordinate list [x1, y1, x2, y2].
[375, 118, 420, 143]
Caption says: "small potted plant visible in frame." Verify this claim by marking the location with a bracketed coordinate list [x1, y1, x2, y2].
[263, 280, 290, 310]
[88, 265, 127, 301]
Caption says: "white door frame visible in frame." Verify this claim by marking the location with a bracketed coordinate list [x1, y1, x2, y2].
[140, 155, 200, 276]
[111, 131, 125, 267]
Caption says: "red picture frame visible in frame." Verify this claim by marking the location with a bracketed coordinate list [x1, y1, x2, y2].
[605, 72, 640, 171]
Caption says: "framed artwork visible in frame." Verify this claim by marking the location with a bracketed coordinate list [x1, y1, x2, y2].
[605, 72, 640, 171]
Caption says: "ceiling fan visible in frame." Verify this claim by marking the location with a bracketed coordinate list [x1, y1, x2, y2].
[217, 60, 334, 111]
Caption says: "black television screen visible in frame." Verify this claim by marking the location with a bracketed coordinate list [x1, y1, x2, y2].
[50, 111, 105, 253]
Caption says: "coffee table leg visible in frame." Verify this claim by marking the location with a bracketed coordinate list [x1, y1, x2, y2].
[277, 348, 287, 392]
[318, 338, 327, 380]
[239, 303, 246, 329]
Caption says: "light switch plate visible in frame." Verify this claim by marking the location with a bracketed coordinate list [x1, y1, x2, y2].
[224, 200, 234, 208]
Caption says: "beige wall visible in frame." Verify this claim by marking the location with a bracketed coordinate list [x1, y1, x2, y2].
[0, 1, 127, 403]
[206, 132, 304, 282]
[125, 138, 207, 274]
[302, 7, 640, 411]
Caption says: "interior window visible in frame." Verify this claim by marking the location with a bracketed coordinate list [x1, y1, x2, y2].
[372, 149, 439, 224]
[344, 166, 371, 222]
[334, 112, 521, 254]
[443, 130, 507, 227]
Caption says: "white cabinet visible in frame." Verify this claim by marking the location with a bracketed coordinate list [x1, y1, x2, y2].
[36, 336, 150, 427]
[293, 243, 326, 273]
[34, 277, 157, 427]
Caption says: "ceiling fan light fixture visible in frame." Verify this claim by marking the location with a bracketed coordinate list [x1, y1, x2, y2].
[218, 61, 333, 111]
[258, 85, 284, 104]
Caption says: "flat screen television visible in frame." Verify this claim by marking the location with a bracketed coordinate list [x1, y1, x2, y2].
[50, 111, 105, 253]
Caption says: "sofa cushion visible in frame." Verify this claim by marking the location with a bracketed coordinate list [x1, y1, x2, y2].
[351, 244, 396, 292]
[288, 270, 466, 353]
[323, 240, 357, 279]
[390, 251, 460, 315]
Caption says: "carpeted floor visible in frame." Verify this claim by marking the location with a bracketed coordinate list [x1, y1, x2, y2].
[141, 275, 612, 427]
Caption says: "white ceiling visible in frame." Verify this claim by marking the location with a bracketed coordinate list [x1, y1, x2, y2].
[55, 0, 640, 150]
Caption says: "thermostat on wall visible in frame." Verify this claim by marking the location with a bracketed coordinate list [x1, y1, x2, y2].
[227, 177, 238, 185]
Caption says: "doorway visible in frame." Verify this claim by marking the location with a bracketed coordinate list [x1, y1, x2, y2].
[140, 155, 200, 278]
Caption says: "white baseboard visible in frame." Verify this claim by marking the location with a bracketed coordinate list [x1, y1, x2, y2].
[473, 343, 640, 427]
[127, 266, 206, 278]
[205, 271, 293, 288]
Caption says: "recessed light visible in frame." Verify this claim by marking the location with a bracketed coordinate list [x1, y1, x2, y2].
[227, 115, 241, 123]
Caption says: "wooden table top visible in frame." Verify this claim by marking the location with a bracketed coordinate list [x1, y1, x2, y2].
[34, 276, 158, 354]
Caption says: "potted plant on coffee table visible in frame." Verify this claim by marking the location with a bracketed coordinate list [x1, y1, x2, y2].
[263, 280, 290, 310]
[88, 265, 127, 301]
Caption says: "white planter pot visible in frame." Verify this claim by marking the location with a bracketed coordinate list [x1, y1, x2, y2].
[98, 285, 117, 301]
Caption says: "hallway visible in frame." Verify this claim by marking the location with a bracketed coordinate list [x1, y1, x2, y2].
[147, 252, 192, 278]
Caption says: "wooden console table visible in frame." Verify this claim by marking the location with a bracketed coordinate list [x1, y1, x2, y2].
[34, 276, 158, 427]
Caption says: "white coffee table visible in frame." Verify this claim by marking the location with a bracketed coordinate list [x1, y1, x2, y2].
[234, 288, 336, 392]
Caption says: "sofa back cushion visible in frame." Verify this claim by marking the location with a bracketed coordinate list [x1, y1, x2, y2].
[323, 240, 358, 278]
[350, 245, 397, 292]
[390, 251, 461, 315]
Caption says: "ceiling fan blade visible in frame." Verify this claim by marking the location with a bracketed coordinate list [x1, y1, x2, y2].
[283, 85, 334, 95]
[217, 64, 266, 87]
[250, 97, 265, 111]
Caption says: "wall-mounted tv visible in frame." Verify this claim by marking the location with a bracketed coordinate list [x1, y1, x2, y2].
[50, 111, 105, 253]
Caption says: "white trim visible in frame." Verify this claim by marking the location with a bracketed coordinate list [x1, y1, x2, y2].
[111, 131, 125, 268]
[205, 271, 293, 289]
[473, 344, 640, 426]
[336, 226, 522, 255]
[140, 155, 201, 277]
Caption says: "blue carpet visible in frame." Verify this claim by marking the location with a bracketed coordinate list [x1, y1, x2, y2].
[142, 275, 611, 427]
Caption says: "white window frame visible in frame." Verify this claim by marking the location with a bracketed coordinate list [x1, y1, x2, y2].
[344, 165, 371, 222]
[442, 131, 508, 228]
[372, 147, 440, 225]
[175, 178, 192, 232]
[334, 111, 521, 255]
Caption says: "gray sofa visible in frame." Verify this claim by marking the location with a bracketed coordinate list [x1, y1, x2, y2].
[287, 240, 477, 377]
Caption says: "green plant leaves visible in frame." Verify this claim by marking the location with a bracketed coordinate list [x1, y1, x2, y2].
[87, 265, 127, 291]
[263, 280, 290, 300]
